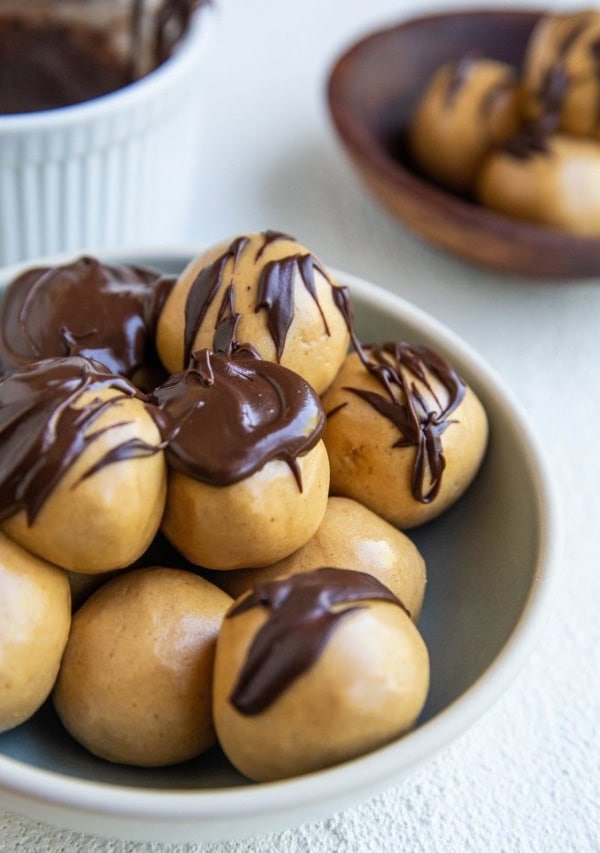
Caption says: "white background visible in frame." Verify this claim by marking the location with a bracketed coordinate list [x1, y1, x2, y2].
[2, 0, 600, 850]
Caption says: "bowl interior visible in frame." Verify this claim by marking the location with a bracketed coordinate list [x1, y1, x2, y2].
[327, 10, 600, 278]
[0, 253, 546, 793]
[335, 10, 537, 162]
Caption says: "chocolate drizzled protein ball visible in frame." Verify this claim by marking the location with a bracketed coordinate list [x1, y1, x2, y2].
[521, 9, 600, 139]
[0, 356, 166, 573]
[0, 256, 173, 388]
[151, 348, 329, 569]
[322, 341, 488, 528]
[477, 133, 600, 235]
[410, 55, 520, 193]
[155, 231, 350, 394]
[213, 567, 429, 782]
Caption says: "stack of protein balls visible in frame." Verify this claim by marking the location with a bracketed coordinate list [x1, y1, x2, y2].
[410, 8, 600, 235]
[0, 232, 488, 782]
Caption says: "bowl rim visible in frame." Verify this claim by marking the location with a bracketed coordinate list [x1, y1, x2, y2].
[0, 5, 214, 132]
[326, 7, 600, 253]
[0, 249, 563, 823]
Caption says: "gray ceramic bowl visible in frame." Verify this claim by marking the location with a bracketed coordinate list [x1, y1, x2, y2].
[0, 251, 561, 843]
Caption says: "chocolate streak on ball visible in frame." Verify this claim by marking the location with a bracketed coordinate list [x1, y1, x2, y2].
[0, 356, 162, 524]
[227, 567, 408, 715]
[443, 52, 479, 108]
[0, 256, 170, 379]
[479, 71, 516, 120]
[149, 349, 325, 490]
[254, 229, 295, 261]
[521, 17, 593, 151]
[183, 231, 341, 364]
[326, 286, 466, 504]
[183, 236, 249, 365]
[327, 334, 465, 504]
[255, 252, 331, 360]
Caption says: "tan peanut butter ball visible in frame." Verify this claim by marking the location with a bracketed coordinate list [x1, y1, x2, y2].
[213, 568, 430, 782]
[0, 357, 167, 574]
[155, 230, 350, 394]
[477, 133, 600, 235]
[521, 10, 600, 138]
[151, 350, 329, 570]
[322, 343, 488, 529]
[53, 567, 232, 767]
[216, 497, 426, 620]
[410, 56, 521, 193]
[0, 532, 71, 734]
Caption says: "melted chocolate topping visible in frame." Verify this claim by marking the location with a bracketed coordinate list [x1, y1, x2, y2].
[183, 237, 249, 365]
[328, 341, 466, 504]
[149, 349, 325, 488]
[227, 567, 406, 715]
[0, 356, 161, 524]
[256, 252, 332, 359]
[0, 1, 206, 115]
[519, 16, 596, 149]
[505, 123, 552, 160]
[182, 232, 340, 364]
[0, 256, 173, 380]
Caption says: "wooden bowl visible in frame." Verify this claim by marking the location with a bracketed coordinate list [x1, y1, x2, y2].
[327, 9, 600, 279]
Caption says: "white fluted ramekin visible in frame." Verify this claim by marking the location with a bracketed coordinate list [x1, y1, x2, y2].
[0, 9, 214, 265]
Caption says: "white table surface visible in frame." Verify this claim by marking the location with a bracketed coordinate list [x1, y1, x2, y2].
[2, 0, 600, 850]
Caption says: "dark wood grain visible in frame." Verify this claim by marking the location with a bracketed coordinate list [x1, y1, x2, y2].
[327, 9, 600, 280]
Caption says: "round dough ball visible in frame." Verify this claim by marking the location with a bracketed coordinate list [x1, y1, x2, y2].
[477, 133, 600, 235]
[213, 568, 429, 782]
[322, 344, 488, 529]
[163, 441, 330, 570]
[0, 532, 71, 734]
[217, 497, 426, 620]
[521, 10, 600, 138]
[410, 56, 520, 193]
[53, 567, 232, 767]
[152, 349, 330, 570]
[156, 231, 350, 394]
[0, 358, 167, 574]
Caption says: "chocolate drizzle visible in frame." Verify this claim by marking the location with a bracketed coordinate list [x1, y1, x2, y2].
[149, 349, 325, 489]
[227, 567, 406, 715]
[254, 230, 294, 261]
[256, 253, 331, 359]
[328, 342, 466, 504]
[516, 15, 600, 153]
[183, 237, 249, 365]
[0, 256, 171, 380]
[0, 356, 161, 524]
[182, 232, 341, 365]
[479, 70, 516, 119]
[505, 127, 552, 160]
[444, 52, 479, 107]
